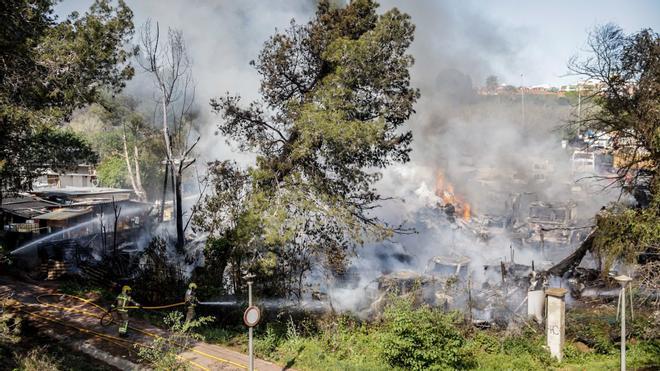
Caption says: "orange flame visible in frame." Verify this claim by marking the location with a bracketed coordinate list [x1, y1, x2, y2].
[435, 170, 471, 221]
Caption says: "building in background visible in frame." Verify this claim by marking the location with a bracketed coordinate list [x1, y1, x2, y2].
[33, 164, 98, 189]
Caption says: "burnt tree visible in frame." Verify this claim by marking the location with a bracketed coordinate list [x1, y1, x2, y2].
[138, 20, 199, 252]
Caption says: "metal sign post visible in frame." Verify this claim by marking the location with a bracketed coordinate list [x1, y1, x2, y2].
[243, 274, 259, 371]
[615, 275, 632, 371]
[248, 279, 253, 371]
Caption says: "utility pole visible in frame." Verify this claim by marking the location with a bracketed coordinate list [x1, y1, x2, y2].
[577, 82, 581, 122]
[467, 274, 472, 323]
[577, 81, 582, 138]
[521, 73, 526, 128]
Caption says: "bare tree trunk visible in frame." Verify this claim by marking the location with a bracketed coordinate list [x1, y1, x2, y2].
[175, 166, 184, 251]
[112, 197, 122, 259]
[159, 163, 168, 222]
[160, 94, 185, 252]
[133, 144, 146, 200]
[547, 229, 596, 277]
[161, 96, 175, 173]
[121, 128, 147, 201]
[139, 21, 194, 253]
[122, 129, 139, 191]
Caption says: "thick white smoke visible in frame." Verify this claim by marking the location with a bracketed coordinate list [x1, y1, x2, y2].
[325, 2, 622, 313]
[62, 1, 623, 313]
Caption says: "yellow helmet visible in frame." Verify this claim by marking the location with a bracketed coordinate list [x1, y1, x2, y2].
[189, 282, 197, 289]
[122, 285, 132, 293]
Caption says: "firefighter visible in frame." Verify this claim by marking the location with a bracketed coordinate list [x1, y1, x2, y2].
[113, 285, 140, 336]
[184, 282, 198, 324]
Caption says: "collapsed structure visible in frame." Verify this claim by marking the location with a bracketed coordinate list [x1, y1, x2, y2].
[318, 124, 657, 324]
[1, 186, 153, 280]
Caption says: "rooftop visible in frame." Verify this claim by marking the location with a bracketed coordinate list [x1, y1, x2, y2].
[33, 207, 93, 221]
[0, 194, 59, 219]
[31, 187, 133, 197]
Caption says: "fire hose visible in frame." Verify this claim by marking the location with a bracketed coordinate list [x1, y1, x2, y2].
[17, 306, 210, 370]
[7, 294, 208, 370]
[26, 293, 248, 370]
[35, 294, 186, 325]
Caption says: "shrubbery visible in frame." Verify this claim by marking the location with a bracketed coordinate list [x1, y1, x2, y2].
[380, 298, 472, 370]
[137, 311, 214, 371]
[466, 331, 500, 354]
[201, 298, 659, 370]
[567, 309, 616, 354]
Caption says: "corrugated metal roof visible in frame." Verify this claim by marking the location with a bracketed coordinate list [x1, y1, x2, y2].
[31, 187, 133, 197]
[0, 195, 59, 219]
[33, 208, 92, 221]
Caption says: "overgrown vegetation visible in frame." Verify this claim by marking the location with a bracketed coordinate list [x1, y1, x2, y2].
[133, 236, 188, 305]
[13, 347, 62, 371]
[69, 97, 166, 200]
[0, 305, 114, 371]
[136, 311, 214, 371]
[569, 24, 660, 270]
[593, 194, 660, 273]
[200, 297, 659, 370]
[196, 0, 420, 299]
[380, 299, 471, 370]
[0, 0, 135, 198]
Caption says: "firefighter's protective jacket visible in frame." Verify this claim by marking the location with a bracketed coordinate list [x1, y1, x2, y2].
[116, 293, 138, 312]
[185, 288, 197, 307]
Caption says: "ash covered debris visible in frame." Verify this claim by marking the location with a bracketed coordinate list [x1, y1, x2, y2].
[319, 164, 622, 324]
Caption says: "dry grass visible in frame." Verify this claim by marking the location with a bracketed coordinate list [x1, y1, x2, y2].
[14, 346, 61, 371]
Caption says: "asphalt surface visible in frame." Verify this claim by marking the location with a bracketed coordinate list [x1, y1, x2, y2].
[0, 276, 289, 371]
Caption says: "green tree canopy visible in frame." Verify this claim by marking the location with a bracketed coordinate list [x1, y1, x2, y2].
[570, 24, 660, 270]
[68, 97, 166, 199]
[0, 0, 135, 195]
[569, 24, 659, 193]
[204, 0, 419, 295]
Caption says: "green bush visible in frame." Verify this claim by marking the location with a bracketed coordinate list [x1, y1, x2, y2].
[563, 342, 585, 362]
[200, 326, 238, 344]
[136, 311, 214, 371]
[467, 332, 501, 354]
[632, 312, 660, 341]
[380, 298, 471, 370]
[255, 323, 286, 356]
[567, 310, 615, 355]
[504, 329, 554, 365]
[96, 155, 128, 188]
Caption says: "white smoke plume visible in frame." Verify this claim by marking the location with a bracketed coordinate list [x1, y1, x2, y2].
[61, 1, 623, 313]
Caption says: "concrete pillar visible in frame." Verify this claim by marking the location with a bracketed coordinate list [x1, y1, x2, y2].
[545, 288, 568, 361]
[528, 290, 545, 323]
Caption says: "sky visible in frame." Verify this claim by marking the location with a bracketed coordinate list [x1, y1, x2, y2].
[54, 0, 660, 163]
[467, 0, 660, 86]
[56, 0, 660, 87]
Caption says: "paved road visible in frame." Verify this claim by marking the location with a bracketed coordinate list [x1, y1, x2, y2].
[0, 277, 290, 371]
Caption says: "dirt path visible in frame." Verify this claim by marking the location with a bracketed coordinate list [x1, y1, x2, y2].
[0, 277, 290, 371]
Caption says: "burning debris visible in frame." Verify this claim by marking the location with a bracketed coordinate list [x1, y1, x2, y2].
[425, 255, 471, 278]
[523, 201, 584, 246]
[435, 170, 471, 222]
